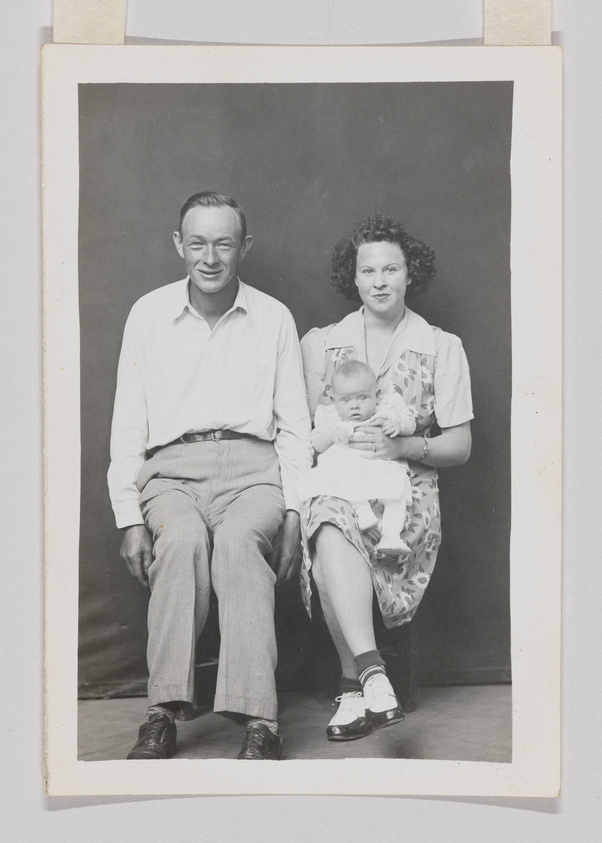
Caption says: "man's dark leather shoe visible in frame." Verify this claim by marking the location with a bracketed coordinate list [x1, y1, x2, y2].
[237, 722, 282, 760]
[126, 712, 177, 760]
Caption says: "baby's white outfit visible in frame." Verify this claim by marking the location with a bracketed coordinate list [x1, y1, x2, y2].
[298, 393, 416, 554]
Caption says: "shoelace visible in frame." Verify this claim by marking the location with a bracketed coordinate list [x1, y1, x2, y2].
[142, 718, 169, 743]
[334, 692, 363, 703]
[363, 676, 398, 710]
[241, 725, 270, 754]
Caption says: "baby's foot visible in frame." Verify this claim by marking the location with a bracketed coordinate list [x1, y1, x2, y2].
[376, 534, 411, 557]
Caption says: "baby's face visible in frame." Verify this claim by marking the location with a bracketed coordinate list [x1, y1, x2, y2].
[332, 372, 377, 422]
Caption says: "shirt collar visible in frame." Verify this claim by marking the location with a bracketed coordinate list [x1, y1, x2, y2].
[324, 306, 436, 356]
[170, 277, 249, 322]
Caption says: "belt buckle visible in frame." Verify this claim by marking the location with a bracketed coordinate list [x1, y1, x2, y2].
[210, 430, 223, 441]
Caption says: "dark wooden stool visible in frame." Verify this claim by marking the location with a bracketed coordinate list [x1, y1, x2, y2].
[375, 619, 418, 712]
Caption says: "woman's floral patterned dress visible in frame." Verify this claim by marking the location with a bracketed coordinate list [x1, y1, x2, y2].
[299, 307, 473, 628]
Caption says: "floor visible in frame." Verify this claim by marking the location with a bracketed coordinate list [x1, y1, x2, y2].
[78, 685, 512, 763]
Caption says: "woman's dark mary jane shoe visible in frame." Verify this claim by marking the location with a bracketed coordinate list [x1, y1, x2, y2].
[363, 673, 405, 729]
[327, 692, 372, 741]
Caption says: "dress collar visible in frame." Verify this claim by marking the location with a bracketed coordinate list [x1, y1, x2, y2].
[324, 306, 436, 357]
[170, 277, 249, 322]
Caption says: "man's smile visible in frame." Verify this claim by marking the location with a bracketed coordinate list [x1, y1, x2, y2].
[197, 268, 222, 277]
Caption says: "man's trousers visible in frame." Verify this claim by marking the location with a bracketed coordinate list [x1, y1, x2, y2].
[136, 438, 286, 720]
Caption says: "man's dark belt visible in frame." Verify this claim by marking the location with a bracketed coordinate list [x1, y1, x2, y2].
[147, 429, 255, 457]
[180, 429, 251, 443]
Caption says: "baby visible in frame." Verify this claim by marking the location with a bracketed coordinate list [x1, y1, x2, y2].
[299, 359, 417, 556]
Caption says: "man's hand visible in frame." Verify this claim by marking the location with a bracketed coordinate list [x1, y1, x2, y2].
[270, 510, 302, 586]
[120, 524, 154, 588]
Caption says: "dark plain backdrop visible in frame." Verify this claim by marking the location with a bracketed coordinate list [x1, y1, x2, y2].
[78, 81, 513, 698]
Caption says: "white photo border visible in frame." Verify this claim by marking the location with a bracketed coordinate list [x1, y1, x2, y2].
[42, 44, 562, 797]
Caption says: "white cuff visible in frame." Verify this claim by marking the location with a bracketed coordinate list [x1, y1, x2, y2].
[113, 500, 145, 530]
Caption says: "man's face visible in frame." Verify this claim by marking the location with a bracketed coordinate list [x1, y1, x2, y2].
[173, 205, 252, 297]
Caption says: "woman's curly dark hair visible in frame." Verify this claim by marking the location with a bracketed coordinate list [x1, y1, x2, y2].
[331, 214, 436, 302]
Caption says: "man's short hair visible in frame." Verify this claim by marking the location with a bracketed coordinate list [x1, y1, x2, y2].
[178, 192, 247, 241]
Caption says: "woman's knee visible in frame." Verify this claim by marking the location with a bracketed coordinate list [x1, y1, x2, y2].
[310, 525, 341, 588]
[312, 522, 347, 560]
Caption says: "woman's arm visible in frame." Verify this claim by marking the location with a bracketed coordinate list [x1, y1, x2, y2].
[350, 420, 472, 468]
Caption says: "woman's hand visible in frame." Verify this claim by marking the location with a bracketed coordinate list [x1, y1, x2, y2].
[350, 420, 472, 467]
[349, 422, 408, 460]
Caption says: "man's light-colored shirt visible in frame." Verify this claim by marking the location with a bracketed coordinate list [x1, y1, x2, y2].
[108, 278, 312, 528]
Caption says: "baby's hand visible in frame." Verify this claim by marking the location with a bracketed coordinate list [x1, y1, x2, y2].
[380, 419, 403, 438]
[334, 426, 352, 445]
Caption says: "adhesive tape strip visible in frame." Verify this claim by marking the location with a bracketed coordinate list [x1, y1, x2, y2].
[484, 0, 551, 46]
[53, 0, 127, 45]
[53, 1, 551, 48]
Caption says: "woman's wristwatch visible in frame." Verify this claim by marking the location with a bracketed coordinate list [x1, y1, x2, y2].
[417, 435, 430, 462]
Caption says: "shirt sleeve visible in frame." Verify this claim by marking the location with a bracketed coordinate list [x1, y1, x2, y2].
[107, 307, 149, 529]
[273, 309, 313, 512]
[433, 329, 474, 429]
[300, 327, 328, 420]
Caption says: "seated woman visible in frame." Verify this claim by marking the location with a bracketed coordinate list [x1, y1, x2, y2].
[300, 214, 473, 742]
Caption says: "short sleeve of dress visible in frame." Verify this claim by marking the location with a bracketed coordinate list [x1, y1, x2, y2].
[433, 329, 474, 429]
[300, 327, 329, 420]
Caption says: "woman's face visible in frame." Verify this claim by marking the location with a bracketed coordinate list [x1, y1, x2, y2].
[354, 241, 410, 317]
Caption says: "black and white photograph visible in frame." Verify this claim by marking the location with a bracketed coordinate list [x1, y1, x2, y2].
[42, 44, 561, 796]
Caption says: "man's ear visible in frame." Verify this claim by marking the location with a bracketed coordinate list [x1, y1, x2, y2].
[239, 235, 253, 260]
[375, 387, 382, 399]
[173, 230, 184, 259]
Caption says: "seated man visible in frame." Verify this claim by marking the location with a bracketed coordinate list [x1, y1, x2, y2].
[108, 191, 312, 760]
